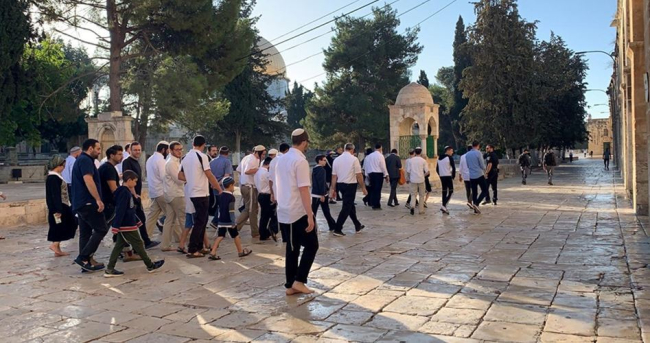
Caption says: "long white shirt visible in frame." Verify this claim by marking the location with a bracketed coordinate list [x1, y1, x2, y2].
[181, 149, 210, 198]
[363, 151, 388, 177]
[62, 155, 76, 184]
[146, 152, 167, 199]
[254, 168, 271, 194]
[459, 154, 470, 181]
[268, 155, 283, 195]
[164, 155, 184, 202]
[274, 148, 311, 224]
[332, 151, 362, 184]
[406, 156, 429, 183]
[240, 154, 260, 186]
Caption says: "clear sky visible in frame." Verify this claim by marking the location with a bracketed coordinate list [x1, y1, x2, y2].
[252, 0, 616, 119]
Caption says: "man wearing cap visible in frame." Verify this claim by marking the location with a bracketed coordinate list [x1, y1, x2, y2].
[209, 146, 233, 229]
[145, 141, 169, 238]
[268, 148, 279, 159]
[275, 129, 318, 295]
[236, 145, 266, 238]
[330, 143, 368, 236]
[363, 143, 389, 210]
[63, 146, 81, 193]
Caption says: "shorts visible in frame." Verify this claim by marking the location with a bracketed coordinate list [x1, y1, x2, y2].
[425, 177, 432, 193]
[217, 226, 239, 238]
[184, 213, 194, 229]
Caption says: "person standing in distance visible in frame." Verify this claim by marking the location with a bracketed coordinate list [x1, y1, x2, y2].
[466, 141, 488, 214]
[330, 143, 368, 236]
[71, 139, 108, 272]
[275, 129, 318, 295]
[363, 143, 389, 210]
[518, 149, 532, 185]
[179, 135, 223, 258]
[543, 149, 557, 185]
[145, 141, 169, 237]
[483, 144, 499, 206]
[385, 149, 402, 207]
[121, 142, 157, 249]
[436, 146, 455, 215]
[603, 148, 611, 170]
[406, 147, 428, 215]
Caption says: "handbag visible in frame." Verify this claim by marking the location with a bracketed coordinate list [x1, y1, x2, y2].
[398, 168, 406, 185]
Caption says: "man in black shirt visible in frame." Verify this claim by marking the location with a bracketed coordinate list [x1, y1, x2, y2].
[98, 145, 123, 225]
[121, 142, 158, 249]
[483, 144, 499, 206]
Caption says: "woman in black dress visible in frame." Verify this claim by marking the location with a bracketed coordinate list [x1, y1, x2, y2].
[46, 155, 77, 256]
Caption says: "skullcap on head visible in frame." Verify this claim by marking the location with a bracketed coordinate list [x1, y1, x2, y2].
[268, 149, 278, 155]
[48, 155, 66, 170]
[292, 128, 305, 136]
[157, 140, 170, 146]
[291, 128, 310, 144]
[222, 176, 235, 188]
[70, 146, 81, 153]
[254, 145, 266, 152]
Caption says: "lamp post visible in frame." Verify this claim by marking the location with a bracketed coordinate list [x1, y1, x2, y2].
[576, 50, 615, 62]
[586, 89, 608, 94]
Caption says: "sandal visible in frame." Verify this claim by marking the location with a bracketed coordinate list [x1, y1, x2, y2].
[186, 252, 204, 258]
[200, 248, 211, 254]
[238, 249, 252, 257]
[177, 247, 187, 254]
[208, 254, 221, 261]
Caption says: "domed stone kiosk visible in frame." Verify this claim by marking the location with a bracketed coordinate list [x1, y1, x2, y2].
[388, 82, 439, 159]
[86, 111, 134, 159]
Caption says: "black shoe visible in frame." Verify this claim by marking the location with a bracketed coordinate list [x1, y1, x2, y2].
[523, 180, 526, 185]
[147, 260, 165, 273]
[145, 241, 160, 250]
[410, 208, 414, 216]
[482, 200, 490, 206]
[395, 202, 400, 206]
[74, 257, 96, 272]
[355, 225, 365, 232]
[493, 200, 497, 206]
[387, 204, 395, 207]
[363, 199, 368, 206]
[333, 231, 346, 237]
[329, 200, 337, 205]
[238, 205, 245, 213]
[104, 269, 124, 278]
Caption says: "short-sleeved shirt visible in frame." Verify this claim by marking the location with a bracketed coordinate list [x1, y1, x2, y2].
[485, 152, 499, 175]
[254, 168, 271, 194]
[210, 155, 233, 182]
[98, 162, 119, 205]
[218, 191, 236, 226]
[240, 154, 260, 186]
[331, 151, 362, 184]
[181, 149, 211, 198]
[71, 152, 102, 211]
[274, 148, 311, 224]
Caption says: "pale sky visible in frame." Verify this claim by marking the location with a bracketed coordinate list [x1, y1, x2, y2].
[252, 0, 616, 119]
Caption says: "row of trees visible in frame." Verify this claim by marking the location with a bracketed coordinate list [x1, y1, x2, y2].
[292, 0, 587, 153]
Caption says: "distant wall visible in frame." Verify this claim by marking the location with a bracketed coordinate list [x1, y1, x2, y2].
[0, 165, 47, 183]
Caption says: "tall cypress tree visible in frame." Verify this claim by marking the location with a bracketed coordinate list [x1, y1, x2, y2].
[449, 16, 470, 149]
[417, 70, 430, 88]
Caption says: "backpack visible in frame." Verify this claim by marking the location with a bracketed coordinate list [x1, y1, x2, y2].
[544, 152, 556, 166]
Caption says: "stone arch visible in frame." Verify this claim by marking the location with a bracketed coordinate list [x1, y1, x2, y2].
[427, 116, 438, 137]
[398, 117, 419, 136]
[98, 124, 117, 158]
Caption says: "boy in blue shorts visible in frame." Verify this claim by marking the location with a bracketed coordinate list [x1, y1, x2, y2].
[208, 177, 252, 260]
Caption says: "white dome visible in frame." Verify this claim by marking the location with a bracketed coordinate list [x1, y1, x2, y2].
[395, 82, 434, 107]
[257, 37, 287, 77]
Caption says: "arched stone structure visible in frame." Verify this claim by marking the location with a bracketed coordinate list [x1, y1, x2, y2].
[388, 82, 440, 158]
[86, 111, 134, 158]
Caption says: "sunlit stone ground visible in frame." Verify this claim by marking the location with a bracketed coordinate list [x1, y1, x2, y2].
[0, 158, 648, 342]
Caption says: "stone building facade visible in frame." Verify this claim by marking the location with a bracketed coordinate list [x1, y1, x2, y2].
[611, 0, 650, 215]
[586, 116, 613, 156]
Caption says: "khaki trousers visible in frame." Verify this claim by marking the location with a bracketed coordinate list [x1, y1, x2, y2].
[162, 197, 184, 249]
[236, 185, 259, 237]
[146, 196, 167, 237]
[409, 182, 426, 214]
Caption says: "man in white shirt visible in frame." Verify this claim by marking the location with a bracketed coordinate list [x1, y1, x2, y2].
[458, 145, 473, 207]
[363, 143, 389, 210]
[179, 135, 222, 257]
[255, 157, 277, 241]
[161, 141, 184, 251]
[330, 143, 368, 237]
[274, 129, 317, 295]
[145, 141, 169, 237]
[269, 143, 290, 203]
[236, 145, 266, 239]
[117, 143, 131, 174]
[62, 146, 81, 190]
[406, 147, 429, 215]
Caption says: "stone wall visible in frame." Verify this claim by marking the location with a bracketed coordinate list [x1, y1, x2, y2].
[0, 165, 47, 183]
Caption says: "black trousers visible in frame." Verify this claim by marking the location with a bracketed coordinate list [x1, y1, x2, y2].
[388, 178, 399, 205]
[440, 176, 454, 207]
[463, 180, 472, 203]
[485, 172, 498, 202]
[368, 172, 384, 208]
[282, 215, 318, 288]
[470, 176, 489, 206]
[76, 204, 109, 261]
[134, 200, 152, 245]
[604, 159, 610, 169]
[258, 193, 278, 240]
[335, 183, 362, 232]
[189, 196, 209, 253]
[311, 196, 337, 231]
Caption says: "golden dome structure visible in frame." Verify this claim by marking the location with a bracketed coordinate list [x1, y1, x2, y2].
[257, 37, 288, 78]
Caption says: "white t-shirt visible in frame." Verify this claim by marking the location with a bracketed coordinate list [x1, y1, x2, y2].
[363, 150, 388, 176]
[275, 148, 311, 224]
[254, 168, 271, 194]
[180, 149, 210, 198]
[459, 154, 470, 181]
[437, 155, 453, 177]
[146, 152, 166, 198]
[332, 151, 362, 184]
[268, 155, 282, 195]
[407, 156, 429, 183]
[240, 154, 260, 186]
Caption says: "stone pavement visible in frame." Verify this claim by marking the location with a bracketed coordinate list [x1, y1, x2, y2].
[0, 158, 649, 342]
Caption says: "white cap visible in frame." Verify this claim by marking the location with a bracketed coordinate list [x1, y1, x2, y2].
[254, 145, 266, 152]
[268, 149, 279, 155]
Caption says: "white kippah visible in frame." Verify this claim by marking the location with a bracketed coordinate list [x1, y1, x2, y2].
[292, 128, 305, 137]
[254, 145, 266, 152]
[268, 149, 279, 155]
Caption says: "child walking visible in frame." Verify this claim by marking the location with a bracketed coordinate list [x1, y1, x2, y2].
[105, 171, 165, 277]
[311, 155, 337, 231]
[208, 177, 252, 260]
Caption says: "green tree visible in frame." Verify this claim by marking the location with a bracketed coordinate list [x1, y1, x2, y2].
[460, 0, 538, 151]
[0, 0, 33, 145]
[285, 82, 313, 129]
[417, 70, 430, 88]
[305, 5, 422, 148]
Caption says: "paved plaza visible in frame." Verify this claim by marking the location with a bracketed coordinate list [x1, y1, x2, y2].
[0, 158, 649, 342]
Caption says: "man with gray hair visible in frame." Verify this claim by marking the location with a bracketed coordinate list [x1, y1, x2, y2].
[330, 143, 367, 237]
[62, 146, 81, 191]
